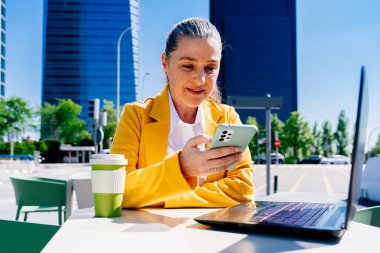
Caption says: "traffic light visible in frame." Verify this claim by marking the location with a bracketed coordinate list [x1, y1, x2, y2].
[88, 98, 100, 120]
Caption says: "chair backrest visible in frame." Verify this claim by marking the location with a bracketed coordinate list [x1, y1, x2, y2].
[73, 177, 94, 209]
[354, 206, 380, 228]
[9, 175, 67, 207]
[0, 219, 60, 253]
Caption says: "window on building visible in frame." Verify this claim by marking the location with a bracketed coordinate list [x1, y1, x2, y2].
[1, 58, 4, 69]
[1, 71, 4, 82]
[1, 6, 5, 18]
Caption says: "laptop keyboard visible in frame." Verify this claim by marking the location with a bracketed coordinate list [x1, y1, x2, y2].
[250, 202, 330, 227]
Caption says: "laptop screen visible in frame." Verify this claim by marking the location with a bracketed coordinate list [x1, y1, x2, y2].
[345, 66, 369, 229]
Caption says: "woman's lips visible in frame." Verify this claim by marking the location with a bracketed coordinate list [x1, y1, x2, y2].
[187, 88, 205, 95]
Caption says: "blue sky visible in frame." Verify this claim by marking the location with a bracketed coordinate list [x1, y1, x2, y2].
[6, 0, 380, 151]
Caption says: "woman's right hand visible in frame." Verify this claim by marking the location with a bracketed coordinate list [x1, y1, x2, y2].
[179, 134, 243, 177]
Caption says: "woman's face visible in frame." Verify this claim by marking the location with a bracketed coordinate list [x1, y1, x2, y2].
[162, 36, 222, 111]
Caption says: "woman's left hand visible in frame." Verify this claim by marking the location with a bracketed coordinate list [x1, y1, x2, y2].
[179, 134, 243, 177]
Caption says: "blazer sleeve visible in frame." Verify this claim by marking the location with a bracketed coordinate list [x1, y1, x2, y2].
[111, 103, 196, 208]
[165, 106, 255, 208]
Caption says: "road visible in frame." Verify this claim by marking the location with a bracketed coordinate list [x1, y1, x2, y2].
[0, 163, 351, 225]
[253, 164, 350, 198]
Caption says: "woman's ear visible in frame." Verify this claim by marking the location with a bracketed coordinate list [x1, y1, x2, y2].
[161, 53, 168, 76]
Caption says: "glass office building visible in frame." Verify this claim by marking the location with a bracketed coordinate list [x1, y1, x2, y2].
[210, 0, 297, 124]
[0, 0, 5, 99]
[42, 0, 139, 120]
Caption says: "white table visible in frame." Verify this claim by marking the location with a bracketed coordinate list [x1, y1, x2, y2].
[43, 207, 380, 253]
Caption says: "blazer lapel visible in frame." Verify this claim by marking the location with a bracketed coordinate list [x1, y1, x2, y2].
[143, 86, 170, 166]
[203, 100, 223, 148]
[142, 91, 224, 168]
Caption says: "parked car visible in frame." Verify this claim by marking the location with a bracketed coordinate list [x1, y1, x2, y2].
[259, 153, 285, 164]
[298, 155, 326, 164]
[321, 155, 350, 165]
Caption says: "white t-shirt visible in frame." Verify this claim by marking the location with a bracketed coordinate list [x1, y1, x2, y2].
[167, 91, 207, 183]
[167, 90, 206, 154]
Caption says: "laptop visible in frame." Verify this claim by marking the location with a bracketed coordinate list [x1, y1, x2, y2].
[194, 66, 369, 238]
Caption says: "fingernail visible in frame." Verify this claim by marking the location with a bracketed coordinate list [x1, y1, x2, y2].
[235, 147, 241, 152]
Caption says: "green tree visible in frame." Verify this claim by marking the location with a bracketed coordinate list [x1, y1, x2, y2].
[368, 134, 380, 157]
[271, 114, 284, 153]
[40, 99, 91, 144]
[102, 100, 117, 149]
[246, 114, 285, 161]
[281, 112, 313, 160]
[0, 101, 5, 138]
[311, 122, 323, 155]
[246, 116, 259, 160]
[334, 110, 349, 156]
[321, 120, 334, 157]
[0, 97, 33, 139]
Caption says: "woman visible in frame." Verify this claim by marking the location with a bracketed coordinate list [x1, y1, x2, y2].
[111, 17, 254, 208]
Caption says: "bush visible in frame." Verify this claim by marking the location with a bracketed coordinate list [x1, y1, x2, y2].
[76, 137, 93, 147]
[34, 140, 48, 154]
[14, 141, 35, 154]
[285, 156, 299, 164]
[0, 139, 94, 163]
[42, 140, 63, 163]
[0, 141, 35, 155]
[0, 142, 9, 154]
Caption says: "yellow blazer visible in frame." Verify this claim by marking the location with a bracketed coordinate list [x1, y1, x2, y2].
[111, 85, 254, 208]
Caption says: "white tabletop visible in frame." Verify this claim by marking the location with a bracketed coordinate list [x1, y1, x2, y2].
[42, 207, 380, 253]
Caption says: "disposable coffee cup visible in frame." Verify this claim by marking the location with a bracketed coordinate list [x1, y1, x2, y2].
[90, 154, 128, 217]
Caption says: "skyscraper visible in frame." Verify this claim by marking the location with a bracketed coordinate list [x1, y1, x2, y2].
[42, 0, 139, 120]
[0, 0, 5, 99]
[210, 0, 297, 124]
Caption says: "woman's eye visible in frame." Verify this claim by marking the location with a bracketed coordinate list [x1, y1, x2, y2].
[206, 66, 217, 73]
[182, 65, 193, 70]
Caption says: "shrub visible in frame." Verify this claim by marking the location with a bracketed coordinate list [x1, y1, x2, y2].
[285, 156, 299, 164]
[42, 140, 63, 163]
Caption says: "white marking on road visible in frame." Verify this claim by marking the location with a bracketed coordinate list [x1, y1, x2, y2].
[289, 170, 308, 193]
[322, 168, 334, 195]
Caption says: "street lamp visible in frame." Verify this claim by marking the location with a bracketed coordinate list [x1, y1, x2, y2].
[140, 72, 151, 100]
[117, 26, 132, 123]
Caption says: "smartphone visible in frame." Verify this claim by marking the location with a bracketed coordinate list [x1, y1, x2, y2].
[209, 124, 258, 152]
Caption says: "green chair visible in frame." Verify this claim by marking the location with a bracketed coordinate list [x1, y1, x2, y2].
[0, 219, 60, 253]
[9, 175, 67, 225]
[353, 206, 380, 228]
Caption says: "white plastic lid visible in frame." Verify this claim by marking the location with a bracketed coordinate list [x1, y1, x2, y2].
[90, 154, 128, 165]
[91, 154, 125, 160]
